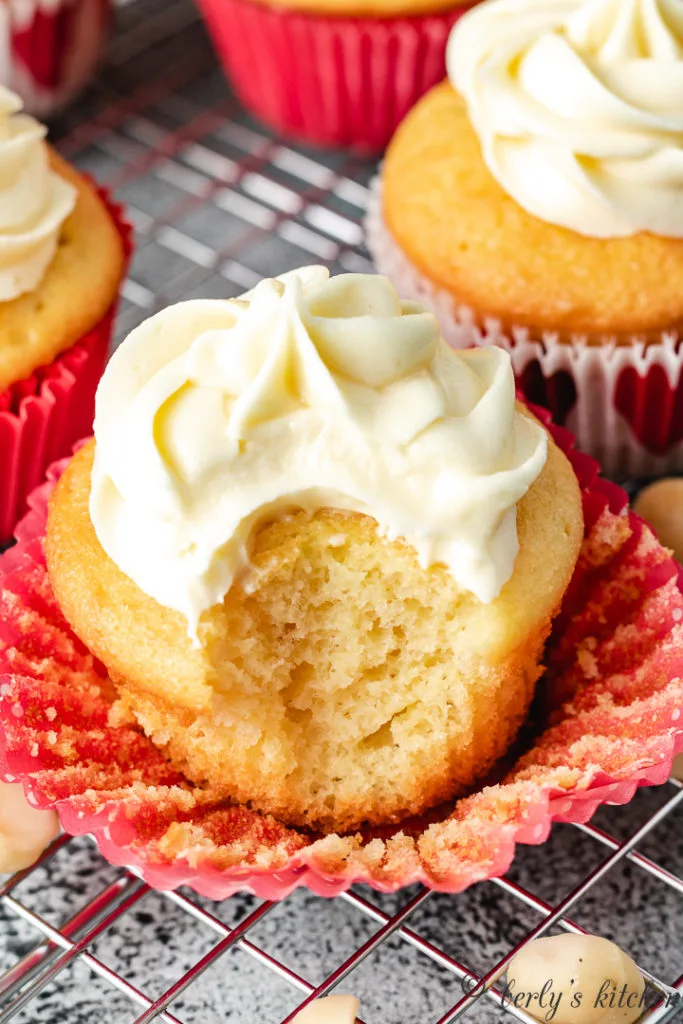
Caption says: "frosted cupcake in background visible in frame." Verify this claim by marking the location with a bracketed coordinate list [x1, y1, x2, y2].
[194, 0, 477, 152]
[367, 0, 683, 478]
[0, 0, 110, 117]
[0, 86, 131, 545]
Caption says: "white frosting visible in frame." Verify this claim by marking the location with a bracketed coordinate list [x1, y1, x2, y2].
[90, 267, 547, 639]
[0, 85, 76, 300]
[447, 0, 683, 238]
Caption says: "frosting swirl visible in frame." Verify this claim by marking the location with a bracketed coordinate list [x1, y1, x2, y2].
[0, 86, 77, 300]
[447, 0, 683, 238]
[90, 267, 547, 638]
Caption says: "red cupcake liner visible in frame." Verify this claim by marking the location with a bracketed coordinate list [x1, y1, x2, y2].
[0, 189, 132, 548]
[3, 0, 111, 117]
[194, 0, 471, 152]
[1, 412, 682, 900]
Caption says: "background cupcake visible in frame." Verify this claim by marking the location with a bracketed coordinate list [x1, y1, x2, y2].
[367, 0, 683, 478]
[0, 85, 130, 546]
[195, 0, 475, 152]
[0, 0, 110, 116]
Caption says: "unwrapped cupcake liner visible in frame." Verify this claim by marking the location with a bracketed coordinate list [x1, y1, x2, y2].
[0, 189, 132, 547]
[1, 411, 682, 900]
[366, 178, 683, 480]
[194, 0, 470, 153]
[0, 0, 110, 117]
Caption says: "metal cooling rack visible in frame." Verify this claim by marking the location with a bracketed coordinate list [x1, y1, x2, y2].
[1, 0, 683, 1020]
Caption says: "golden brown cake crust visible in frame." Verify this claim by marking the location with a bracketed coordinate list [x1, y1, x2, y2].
[46, 427, 583, 833]
[0, 148, 125, 393]
[246, 0, 467, 18]
[382, 82, 683, 342]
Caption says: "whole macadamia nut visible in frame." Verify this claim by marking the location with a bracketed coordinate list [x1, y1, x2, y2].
[634, 482, 683, 785]
[633, 478, 683, 563]
[292, 995, 359, 1024]
[506, 934, 644, 1023]
[0, 781, 59, 874]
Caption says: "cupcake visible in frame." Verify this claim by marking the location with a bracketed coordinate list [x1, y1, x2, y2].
[0, 0, 110, 116]
[44, 266, 583, 834]
[0, 85, 130, 546]
[367, 0, 683, 477]
[194, 0, 475, 152]
[2, 349, 682, 897]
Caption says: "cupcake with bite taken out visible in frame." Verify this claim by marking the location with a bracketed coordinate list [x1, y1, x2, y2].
[0, 85, 130, 546]
[2, 264, 683, 896]
[367, 0, 683, 477]
[44, 266, 583, 834]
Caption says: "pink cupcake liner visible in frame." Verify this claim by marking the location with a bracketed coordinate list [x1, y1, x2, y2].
[0, 189, 132, 548]
[0, 0, 111, 117]
[366, 177, 683, 480]
[1, 410, 682, 900]
[194, 0, 472, 152]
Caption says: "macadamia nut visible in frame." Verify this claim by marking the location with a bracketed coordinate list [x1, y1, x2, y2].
[0, 781, 59, 874]
[633, 478, 683, 564]
[506, 934, 644, 1023]
[292, 996, 359, 1024]
[633, 481, 683, 785]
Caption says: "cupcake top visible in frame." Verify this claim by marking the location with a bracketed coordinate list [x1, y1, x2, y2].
[90, 267, 547, 638]
[447, 0, 683, 238]
[0, 86, 76, 300]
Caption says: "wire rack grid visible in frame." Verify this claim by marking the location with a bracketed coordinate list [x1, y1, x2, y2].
[1, 0, 682, 1021]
